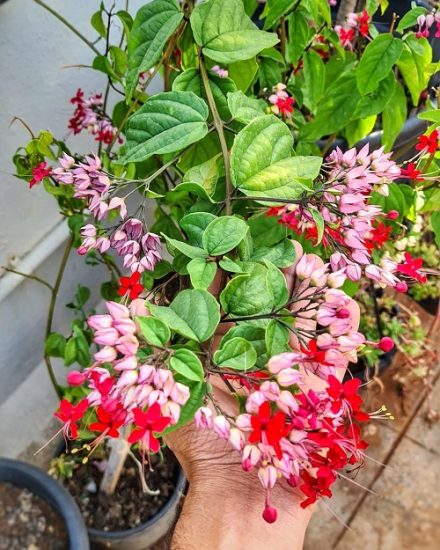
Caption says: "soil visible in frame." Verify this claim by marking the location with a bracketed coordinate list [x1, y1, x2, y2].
[0, 482, 68, 550]
[63, 448, 179, 532]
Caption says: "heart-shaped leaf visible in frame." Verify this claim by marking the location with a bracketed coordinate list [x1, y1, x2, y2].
[202, 216, 249, 256]
[213, 337, 257, 370]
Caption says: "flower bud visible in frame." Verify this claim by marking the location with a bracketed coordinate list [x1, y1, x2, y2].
[194, 406, 213, 429]
[378, 337, 394, 353]
[67, 370, 86, 386]
[213, 415, 231, 439]
[94, 346, 117, 363]
[105, 301, 130, 320]
[387, 210, 399, 220]
[395, 281, 408, 293]
[258, 465, 278, 489]
[277, 368, 302, 387]
[94, 328, 119, 346]
[114, 355, 138, 371]
[87, 314, 112, 331]
[262, 505, 278, 524]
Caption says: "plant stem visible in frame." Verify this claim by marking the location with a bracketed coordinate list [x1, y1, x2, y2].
[231, 196, 304, 204]
[198, 50, 232, 215]
[33, 0, 101, 56]
[44, 235, 74, 399]
[1, 266, 54, 292]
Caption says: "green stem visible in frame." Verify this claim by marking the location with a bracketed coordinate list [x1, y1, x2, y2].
[1, 267, 54, 292]
[198, 50, 232, 215]
[44, 235, 74, 399]
[33, 0, 101, 56]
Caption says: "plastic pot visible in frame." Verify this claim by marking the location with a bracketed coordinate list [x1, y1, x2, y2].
[88, 467, 186, 550]
[0, 457, 89, 550]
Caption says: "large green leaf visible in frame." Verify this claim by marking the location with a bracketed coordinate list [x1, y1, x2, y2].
[396, 7, 427, 34]
[172, 68, 237, 120]
[220, 264, 273, 317]
[221, 323, 267, 359]
[265, 319, 290, 356]
[264, 260, 289, 308]
[123, 91, 209, 163]
[287, 9, 311, 65]
[213, 337, 257, 370]
[187, 258, 217, 290]
[299, 73, 361, 140]
[126, 0, 183, 99]
[202, 216, 249, 255]
[228, 57, 259, 92]
[397, 34, 432, 106]
[353, 71, 395, 118]
[262, 0, 296, 29]
[302, 50, 325, 114]
[162, 234, 208, 258]
[170, 349, 204, 382]
[356, 34, 403, 95]
[136, 316, 171, 347]
[190, 0, 279, 63]
[251, 238, 296, 268]
[345, 115, 377, 148]
[227, 91, 266, 124]
[148, 289, 220, 342]
[180, 212, 217, 247]
[382, 81, 407, 151]
[231, 116, 321, 199]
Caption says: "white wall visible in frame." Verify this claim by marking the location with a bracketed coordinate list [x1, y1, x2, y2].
[0, 0, 149, 399]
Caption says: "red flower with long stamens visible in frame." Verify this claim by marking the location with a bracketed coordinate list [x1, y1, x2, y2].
[415, 130, 439, 154]
[54, 398, 89, 439]
[326, 375, 369, 421]
[29, 162, 52, 189]
[276, 96, 295, 116]
[300, 340, 330, 365]
[127, 403, 171, 452]
[118, 271, 144, 300]
[299, 470, 336, 508]
[89, 402, 126, 438]
[400, 162, 424, 181]
[249, 401, 291, 459]
[397, 252, 427, 283]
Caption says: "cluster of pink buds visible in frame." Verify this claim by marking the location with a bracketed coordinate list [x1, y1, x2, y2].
[268, 83, 295, 117]
[211, 65, 229, 78]
[416, 11, 440, 39]
[68, 89, 121, 145]
[55, 301, 190, 455]
[335, 10, 370, 48]
[267, 144, 425, 290]
[53, 153, 162, 273]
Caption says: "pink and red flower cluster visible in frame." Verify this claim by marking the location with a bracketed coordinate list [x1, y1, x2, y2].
[68, 89, 121, 145]
[416, 12, 440, 39]
[268, 83, 295, 117]
[335, 10, 370, 48]
[55, 301, 190, 454]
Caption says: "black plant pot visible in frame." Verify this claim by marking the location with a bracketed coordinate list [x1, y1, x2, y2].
[88, 467, 186, 550]
[0, 458, 89, 550]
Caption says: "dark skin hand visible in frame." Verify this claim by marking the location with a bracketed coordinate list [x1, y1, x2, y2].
[165, 242, 360, 549]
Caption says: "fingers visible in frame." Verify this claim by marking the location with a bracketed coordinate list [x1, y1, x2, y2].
[282, 240, 304, 296]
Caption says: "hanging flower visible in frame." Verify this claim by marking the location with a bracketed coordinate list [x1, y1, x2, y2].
[127, 403, 172, 453]
[29, 162, 52, 189]
[415, 130, 439, 154]
[118, 272, 144, 300]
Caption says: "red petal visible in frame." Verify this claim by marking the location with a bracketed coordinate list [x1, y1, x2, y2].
[152, 416, 172, 434]
[127, 428, 145, 444]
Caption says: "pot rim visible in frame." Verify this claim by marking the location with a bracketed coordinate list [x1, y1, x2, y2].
[86, 465, 186, 539]
[0, 457, 89, 550]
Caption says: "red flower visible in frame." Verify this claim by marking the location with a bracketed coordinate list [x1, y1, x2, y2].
[249, 401, 291, 459]
[300, 340, 330, 366]
[299, 470, 336, 508]
[400, 162, 424, 181]
[266, 206, 284, 218]
[127, 403, 171, 452]
[54, 398, 89, 439]
[397, 252, 427, 283]
[326, 375, 368, 421]
[276, 96, 295, 116]
[338, 27, 355, 47]
[118, 271, 143, 300]
[357, 10, 370, 37]
[365, 222, 392, 252]
[416, 130, 439, 154]
[89, 402, 126, 438]
[29, 162, 52, 189]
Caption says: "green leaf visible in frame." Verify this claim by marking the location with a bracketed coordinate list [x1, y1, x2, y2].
[287, 9, 311, 65]
[431, 211, 440, 248]
[136, 316, 171, 347]
[187, 258, 217, 290]
[162, 380, 206, 435]
[310, 209, 325, 245]
[353, 71, 395, 118]
[299, 73, 361, 140]
[180, 212, 217, 247]
[259, 57, 283, 89]
[64, 338, 77, 367]
[148, 289, 220, 342]
[202, 216, 249, 255]
[221, 323, 266, 362]
[219, 257, 243, 273]
[170, 349, 204, 382]
[231, 115, 321, 199]
[396, 7, 427, 34]
[397, 34, 432, 106]
[126, 0, 183, 99]
[264, 260, 288, 308]
[251, 238, 296, 268]
[248, 213, 287, 248]
[418, 110, 440, 124]
[91, 9, 107, 38]
[45, 332, 66, 358]
[382, 81, 407, 151]
[345, 115, 377, 148]
[213, 337, 257, 370]
[162, 234, 208, 258]
[183, 154, 222, 198]
[227, 91, 266, 124]
[191, 0, 279, 63]
[123, 91, 209, 163]
[228, 58, 259, 92]
[172, 68, 237, 120]
[265, 320, 290, 356]
[220, 265, 272, 317]
[262, 0, 296, 29]
[302, 50, 325, 114]
[356, 35, 403, 95]
[72, 326, 91, 368]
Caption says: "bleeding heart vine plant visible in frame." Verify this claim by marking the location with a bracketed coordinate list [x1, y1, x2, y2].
[11, 0, 440, 524]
